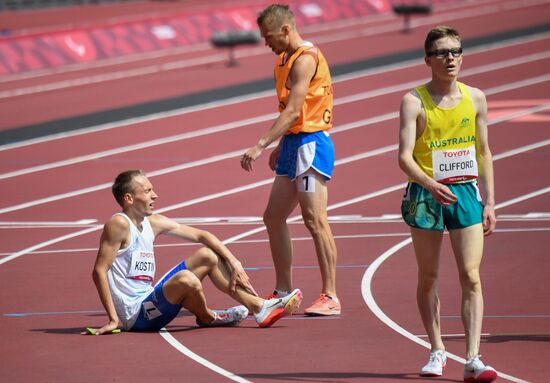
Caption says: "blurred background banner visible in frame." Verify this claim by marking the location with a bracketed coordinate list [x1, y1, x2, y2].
[0, 0, 456, 76]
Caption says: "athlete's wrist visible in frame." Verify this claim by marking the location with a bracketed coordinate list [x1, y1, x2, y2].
[423, 177, 440, 192]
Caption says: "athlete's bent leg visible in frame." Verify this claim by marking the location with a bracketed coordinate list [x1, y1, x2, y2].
[162, 270, 214, 324]
[411, 227, 445, 352]
[186, 247, 263, 314]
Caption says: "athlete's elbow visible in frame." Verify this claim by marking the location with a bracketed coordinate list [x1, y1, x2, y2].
[92, 268, 100, 285]
[283, 107, 300, 122]
[92, 265, 106, 285]
[397, 152, 409, 172]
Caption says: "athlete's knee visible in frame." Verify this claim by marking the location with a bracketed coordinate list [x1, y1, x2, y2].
[194, 247, 219, 268]
[172, 270, 202, 292]
[263, 207, 287, 228]
[417, 269, 439, 291]
[459, 269, 482, 292]
[302, 210, 328, 235]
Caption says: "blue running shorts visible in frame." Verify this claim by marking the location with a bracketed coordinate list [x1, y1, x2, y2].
[401, 181, 484, 231]
[130, 261, 187, 331]
[276, 130, 335, 181]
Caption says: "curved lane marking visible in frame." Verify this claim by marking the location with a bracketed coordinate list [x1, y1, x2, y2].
[360, 188, 550, 383]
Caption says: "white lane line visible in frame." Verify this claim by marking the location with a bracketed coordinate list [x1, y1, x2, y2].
[2, 49, 549, 180]
[165, 188, 548, 382]
[2, 33, 549, 153]
[360, 188, 549, 383]
[158, 330, 254, 383]
[6, 129, 545, 264]
[0, 219, 97, 226]
[0, 114, 398, 214]
[4, 227, 547, 257]
[495, 187, 550, 209]
[1, 163, 546, 383]
[0, 225, 102, 266]
[0, 115, 276, 180]
[1, 97, 548, 216]
[2, 138, 545, 265]
[0, 51, 550, 180]
[0, 146, 400, 265]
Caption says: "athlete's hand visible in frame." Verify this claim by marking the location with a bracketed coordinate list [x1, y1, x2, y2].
[428, 181, 457, 206]
[482, 204, 496, 236]
[229, 260, 258, 297]
[268, 146, 281, 171]
[241, 144, 263, 172]
[85, 319, 120, 335]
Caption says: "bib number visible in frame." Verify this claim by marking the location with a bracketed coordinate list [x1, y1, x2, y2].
[142, 301, 162, 320]
[432, 146, 478, 183]
[128, 251, 155, 282]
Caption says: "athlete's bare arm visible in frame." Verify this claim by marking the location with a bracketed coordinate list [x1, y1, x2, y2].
[91, 215, 129, 334]
[471, 87, 496, 235]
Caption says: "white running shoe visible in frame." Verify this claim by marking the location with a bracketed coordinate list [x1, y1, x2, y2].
[254, 288, 303, 328]
[464, 356, 498, 382]
[420, 349, 447, 377]
[196, 305, 249, 327]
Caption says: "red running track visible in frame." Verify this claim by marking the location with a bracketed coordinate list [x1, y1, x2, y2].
[0, 1, 549, 382]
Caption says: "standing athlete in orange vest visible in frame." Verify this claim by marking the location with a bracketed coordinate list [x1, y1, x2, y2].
[241, 4, 340, 316]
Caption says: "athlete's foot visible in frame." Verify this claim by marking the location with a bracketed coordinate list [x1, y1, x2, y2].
[304, 294, 341, 316]
[196, 306, 249, 327]
[254, 289, 302, 328]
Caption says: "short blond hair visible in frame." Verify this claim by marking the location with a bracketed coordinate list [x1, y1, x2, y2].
[257, 4, 296, 29]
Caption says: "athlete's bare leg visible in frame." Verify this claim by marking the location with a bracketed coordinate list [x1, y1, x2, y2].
[411, 227, 445, 352]
[297, 171, 337, 296]
[186, 247, 264, 314]
[162, 269, 215, 323]
[448, 223, 485, 359]
[263, 176, 299, 292]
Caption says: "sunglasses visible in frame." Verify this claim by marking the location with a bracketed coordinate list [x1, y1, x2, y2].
[427, 48, 463, 58]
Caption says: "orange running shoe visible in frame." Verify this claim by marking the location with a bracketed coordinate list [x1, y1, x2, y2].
[304, 294, 341, 316]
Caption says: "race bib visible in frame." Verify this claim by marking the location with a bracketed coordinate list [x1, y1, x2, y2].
[432, 145, 478, 183]
[127, 250, 155, 282]
[142, 301, 162, 320]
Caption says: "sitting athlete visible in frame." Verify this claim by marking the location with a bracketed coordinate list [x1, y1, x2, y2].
[89, 170, 302, 334]
[398, 26, 497, 382]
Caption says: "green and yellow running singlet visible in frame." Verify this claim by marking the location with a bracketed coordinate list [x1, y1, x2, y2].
[412, 82, 478, 184]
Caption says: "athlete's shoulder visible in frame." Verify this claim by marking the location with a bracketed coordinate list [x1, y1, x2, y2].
[102, 213, 131, 243]
[460, 82, 485, 99]
[401, 88, 422, 109]
[106, 213, 130, 230]
[462, 83, 487, 110]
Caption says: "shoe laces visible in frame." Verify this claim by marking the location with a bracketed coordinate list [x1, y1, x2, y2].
[317, 294, 332, 303]
[466, 355, 484, 368]
[428, 350, 444, 365]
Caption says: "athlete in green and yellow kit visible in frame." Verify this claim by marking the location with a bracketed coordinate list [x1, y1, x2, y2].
[398, 26, 497, 382]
